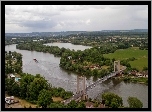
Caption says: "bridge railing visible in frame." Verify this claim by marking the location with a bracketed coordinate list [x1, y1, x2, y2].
[64, 70, 123, 104]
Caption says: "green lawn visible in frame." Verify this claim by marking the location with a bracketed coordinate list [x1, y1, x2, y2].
[103, 47, 148, 71]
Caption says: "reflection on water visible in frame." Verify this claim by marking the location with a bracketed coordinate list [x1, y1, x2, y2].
[5, 44, 148, 108]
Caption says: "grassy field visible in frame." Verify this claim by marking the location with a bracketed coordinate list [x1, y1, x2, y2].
[103, 47, 148, 71]
[52, 97, 63, 102]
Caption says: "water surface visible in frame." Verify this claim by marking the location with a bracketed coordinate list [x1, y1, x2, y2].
[5, 44, 148, 108]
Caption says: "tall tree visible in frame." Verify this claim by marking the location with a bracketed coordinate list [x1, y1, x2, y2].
[102, 92, 123, 108]
[127, 97, 143, 108]
[37, 89, 53, 108]
[27, 77, 50, 101]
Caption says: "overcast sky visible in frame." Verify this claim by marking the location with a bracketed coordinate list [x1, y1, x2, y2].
[5, 5, 148, 33]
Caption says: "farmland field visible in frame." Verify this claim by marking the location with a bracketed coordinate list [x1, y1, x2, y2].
[103, 47, 148, 71]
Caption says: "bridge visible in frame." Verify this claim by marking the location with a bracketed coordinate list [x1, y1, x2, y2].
[63, 69, 125, 105]
[63, 60, 127, 105]
[22, 60, 126, 105]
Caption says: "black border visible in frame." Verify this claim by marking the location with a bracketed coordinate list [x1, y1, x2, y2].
[2, 1, 151, 111]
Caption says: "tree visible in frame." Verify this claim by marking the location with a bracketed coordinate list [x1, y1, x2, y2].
[127, 97, 143, 108]
[27, 77, 50, 101]
[37, 89, 53, 108]
[111, 98, 119, 108]
[77, 101, 86, 108]
[67, 100, 78, 108]
[142, 66, 148, 71]
[5, 78, 20, 97]
[102, 92, 123, 108]
[19, 74, 35, 99]
[112, 58, 116, 62]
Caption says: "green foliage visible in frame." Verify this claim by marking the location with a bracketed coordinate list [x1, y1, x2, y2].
[142, 66, 148, 71]
[102, 92, 123, 108]
[67, 100, 78, 108]
[16, 43, 65, 56]
[104, 47, 148, 71]
[60, 47, 113, 78]
[77, 101, 86, 108]
[50, 87, 72, 100]
[123, 77, 131, 82]
[123, 76, 148, 85]
[5, 78, 20, 97]
[49, 102, 67, 108]
[131, 67, 139, 72]
[37, 89, 53, 108]
[5, 51, 23, 74]
[20, 74, 35, 99]
[5, 61, 72, 106]
[127, 97, 143, 108]
[27, 77, 50, 101]
[16, 42, 115, 78]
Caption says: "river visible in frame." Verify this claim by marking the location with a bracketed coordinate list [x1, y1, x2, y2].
[5, 44, 148, 108]
[43, 42, 92, 51]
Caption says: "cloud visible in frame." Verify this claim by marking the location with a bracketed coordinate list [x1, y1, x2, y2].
[5, 5, 148, 33]
[86, 19, 91, 25]
[21, 20, 56, 28]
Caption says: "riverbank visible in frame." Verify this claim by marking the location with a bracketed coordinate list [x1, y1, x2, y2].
[5, 44, 148, 108]
[113, 75, 148, 85]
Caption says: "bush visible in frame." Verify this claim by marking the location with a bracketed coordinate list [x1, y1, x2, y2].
[102, 92, 123, 108]
[127, 97, 143, 108]
[123, 77, 131, 82]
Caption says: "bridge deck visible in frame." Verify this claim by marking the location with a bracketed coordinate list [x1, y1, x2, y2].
[63, 70, 123, 105]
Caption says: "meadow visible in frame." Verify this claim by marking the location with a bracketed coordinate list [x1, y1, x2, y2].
[103, 47, 148, 71]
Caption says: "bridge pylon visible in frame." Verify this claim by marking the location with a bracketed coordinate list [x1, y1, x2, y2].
[77, 75, 88, 100]
[114, 60, 120, 72]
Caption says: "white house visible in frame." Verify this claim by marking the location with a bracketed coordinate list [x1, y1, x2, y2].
[10, 74, 15, 78]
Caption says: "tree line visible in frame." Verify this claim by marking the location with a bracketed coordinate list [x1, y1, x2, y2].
[16, 42, 137, 78]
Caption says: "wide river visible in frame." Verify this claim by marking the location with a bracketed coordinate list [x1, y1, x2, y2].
[5, 43, 148, 108]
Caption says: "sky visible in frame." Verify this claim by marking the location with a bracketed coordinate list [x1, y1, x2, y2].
[5, 5, 148, 33]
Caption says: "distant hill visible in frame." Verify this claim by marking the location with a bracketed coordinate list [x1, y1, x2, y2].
[101, 29, 148, 32]
[5, 29, 148, 37]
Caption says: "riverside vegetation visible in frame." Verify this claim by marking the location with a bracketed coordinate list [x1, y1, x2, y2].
[5, 50, 144, 108]
[5, 31, 147, 108]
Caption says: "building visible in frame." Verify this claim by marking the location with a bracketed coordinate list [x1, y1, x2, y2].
[33, 40, 37, 42]
[9, 74, 15, 79]
[39, 39, 43, 41]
